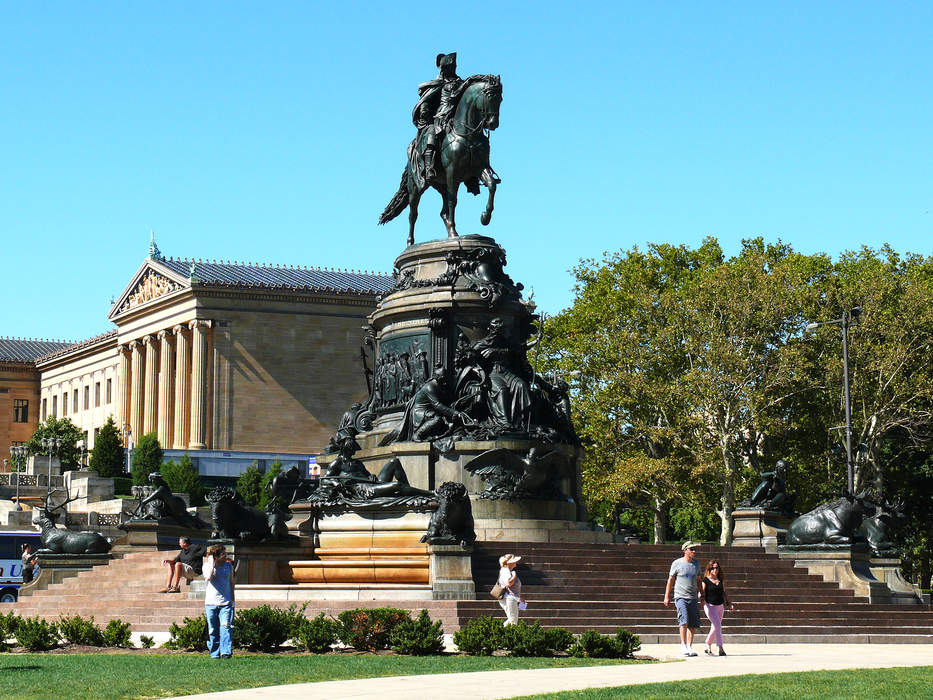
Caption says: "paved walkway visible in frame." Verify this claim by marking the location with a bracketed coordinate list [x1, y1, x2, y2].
[173, 643, 933, 699]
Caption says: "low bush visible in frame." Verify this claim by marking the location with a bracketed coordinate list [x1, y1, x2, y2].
[112, 477, 133, 495]
[234, 603, 307, 652]
[294, 613, 339, 654]
[544, 626, 575, 654]
[0, 611, 21, 650]
[15, 617, 60, 651]
[390, 609, 445, 655]
[502, 621, 564, 657]
[103, 619, 133, 647]
[165, 614, 208, 651]
[336, 607, 411, 651]
[453, 616, 505, 656]
[568, 627, 640, 659]
[58, 615, 105, 646]
[613, 627, 641, 658]
[139, 634, 155, 649]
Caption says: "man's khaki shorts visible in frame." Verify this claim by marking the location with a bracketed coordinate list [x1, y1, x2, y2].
[179, 563, 198, 581]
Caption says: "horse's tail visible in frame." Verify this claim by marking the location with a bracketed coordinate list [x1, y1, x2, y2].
[378, 169, 409, 225]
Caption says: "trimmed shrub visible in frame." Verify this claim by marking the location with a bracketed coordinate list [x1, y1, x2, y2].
[452, 616, 505, 656]
[161, 454, 204, 506]
[15, 617, 60, 651]
[112, 477, 133, 495]
[390, 609, 445, 655]
[613, 627, 641, 658]
[568, 627, 640, 659]
[166, 614, 208, 651]
[544, 626, 575, 654]
[236, 463, 263, 506]
[131, 432, 163, 486]
[336, 607, 411, 651]
[501, 620, 555, 657]
[103, 619, 133, 647]
[0, 611, 21, 651]
[58, 615, 105, 646]
[139, 634, 155, 649]
[89, 416, 124, 478]
[294, 613, 339, 654]
[234, 603, 307, 652]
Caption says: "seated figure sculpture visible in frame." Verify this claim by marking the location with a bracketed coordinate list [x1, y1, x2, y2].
[380, 365, 473, 445]
[129, 472, 209, 529]
[740, 460, 796, 513]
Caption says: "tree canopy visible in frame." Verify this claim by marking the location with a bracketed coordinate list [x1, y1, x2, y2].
[89, 416, 124, 478]
[544, 238, 933, 564]
[26, 416, 85, 471]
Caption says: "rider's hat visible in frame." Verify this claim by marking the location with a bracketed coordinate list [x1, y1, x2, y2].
[436, 52, 457, 68]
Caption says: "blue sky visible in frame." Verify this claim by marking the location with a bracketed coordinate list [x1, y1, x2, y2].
[2, 3, 931, 341]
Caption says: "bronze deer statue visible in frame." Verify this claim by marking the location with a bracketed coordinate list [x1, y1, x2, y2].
[32, 490, 112, 555]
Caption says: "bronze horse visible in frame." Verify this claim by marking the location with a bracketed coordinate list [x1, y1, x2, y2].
[380, 75, 502, 245]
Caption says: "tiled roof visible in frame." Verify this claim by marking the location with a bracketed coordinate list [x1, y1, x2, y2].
[35, 329, 117, 363]
[157, 258, 394, 295]
[0, 338, 75, 363]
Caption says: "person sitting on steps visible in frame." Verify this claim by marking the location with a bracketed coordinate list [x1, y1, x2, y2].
[159, 536, 205, 593]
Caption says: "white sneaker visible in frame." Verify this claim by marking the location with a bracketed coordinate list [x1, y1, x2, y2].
[687, 647, 698, 657]
[681, 644, 691, 656]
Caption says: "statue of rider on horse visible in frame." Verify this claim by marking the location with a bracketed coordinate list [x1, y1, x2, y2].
[379, 52, 502, 245]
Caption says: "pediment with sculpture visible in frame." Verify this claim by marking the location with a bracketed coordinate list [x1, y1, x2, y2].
[120, 269, 182, 312]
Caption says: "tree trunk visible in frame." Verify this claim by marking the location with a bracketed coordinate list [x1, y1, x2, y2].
[719, 451, 736, 546]
[653, 496, 668, 544]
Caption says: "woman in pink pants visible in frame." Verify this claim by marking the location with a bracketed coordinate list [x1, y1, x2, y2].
[701, 560, 735, 656]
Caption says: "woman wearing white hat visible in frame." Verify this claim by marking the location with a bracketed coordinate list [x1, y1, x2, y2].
[497, 553, 525, 625]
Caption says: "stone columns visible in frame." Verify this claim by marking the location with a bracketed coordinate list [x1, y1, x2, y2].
[157, 330, 175, 448]
[172, 324, 190, 449]
[188, 319, 211, 450]
[129, 340, 145, 440]
[143, 335, 159, 435]
[116, 345, 131, 427]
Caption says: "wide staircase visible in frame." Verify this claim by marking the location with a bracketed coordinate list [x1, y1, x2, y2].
[9, 548, 460, 634]
[458, 541, 933, 643]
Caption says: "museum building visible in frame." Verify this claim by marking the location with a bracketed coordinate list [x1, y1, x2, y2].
[2, 244, 393, 476]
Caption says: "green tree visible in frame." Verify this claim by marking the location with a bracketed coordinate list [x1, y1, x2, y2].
[131, 432, 163, 485]
[161, 454, 204, 506]
[89, 417, 124, 478]
[26, 416, 85, 471]
[259, 461, 283, 509]
[236, 462, 263, 506]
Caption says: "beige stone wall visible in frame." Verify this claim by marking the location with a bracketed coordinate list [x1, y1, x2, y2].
[37, 338, 120, 450]
[0, 362, 41, 465]
[205, 292, 372, 454]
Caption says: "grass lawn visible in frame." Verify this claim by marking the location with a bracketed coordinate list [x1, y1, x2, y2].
[514, 666, 933, 699]
[0, 653, 636, 700]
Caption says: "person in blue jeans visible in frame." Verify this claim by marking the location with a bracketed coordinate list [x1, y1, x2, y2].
[663, 540, 703, 657]
[204, 544, 235, 658]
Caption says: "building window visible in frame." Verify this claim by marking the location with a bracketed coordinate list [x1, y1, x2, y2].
[73, 389, 78, 413]
[62, 393, 67, 416]
[95, 382, 101, 407]
[42, 398, 47, 420]
[94, 427, 100, 441]
[13, 399, 28, 423]
[106, 379, 112, 403]
[52, 396, 58, 417]
[84, 386, 90, 410]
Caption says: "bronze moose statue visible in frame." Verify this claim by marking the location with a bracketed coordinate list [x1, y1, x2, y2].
[32, 490, 112, 555]
[786, 491, 875, 546]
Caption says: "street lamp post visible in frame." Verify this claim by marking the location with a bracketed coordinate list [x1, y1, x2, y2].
[124, 425, 133, 477]
[9, 446, 26, 510]
[40, 436, 62, 495]
[806, 307, 861, 494]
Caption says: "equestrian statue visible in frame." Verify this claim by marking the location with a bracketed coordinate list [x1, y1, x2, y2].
[379, 52, 503, 245]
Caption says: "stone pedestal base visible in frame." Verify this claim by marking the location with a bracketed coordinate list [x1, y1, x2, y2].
[732, 509, 794, 552]
[777, 544, 901, 603]
[17, 553, 111, 597]
[113, 520, 210, 550]
[869, 556, 926, 604]
[429, 544, 475, 599]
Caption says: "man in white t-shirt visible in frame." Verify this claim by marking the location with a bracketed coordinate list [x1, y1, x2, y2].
[663, 540, 703, 657]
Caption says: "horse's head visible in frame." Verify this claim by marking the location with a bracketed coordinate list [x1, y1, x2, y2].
[456, 75, 503, 134]
[481, 75, 502, 130]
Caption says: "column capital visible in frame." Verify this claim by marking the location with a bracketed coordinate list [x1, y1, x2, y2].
[189, 319, 212, 331]
[172, 324, 187, 335]
[144, 333, 159, 346]
[157, 329, 172, 342]
[128, 339, 143, 351]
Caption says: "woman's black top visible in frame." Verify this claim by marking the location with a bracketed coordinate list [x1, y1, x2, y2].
[703, 576, 725, 605]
